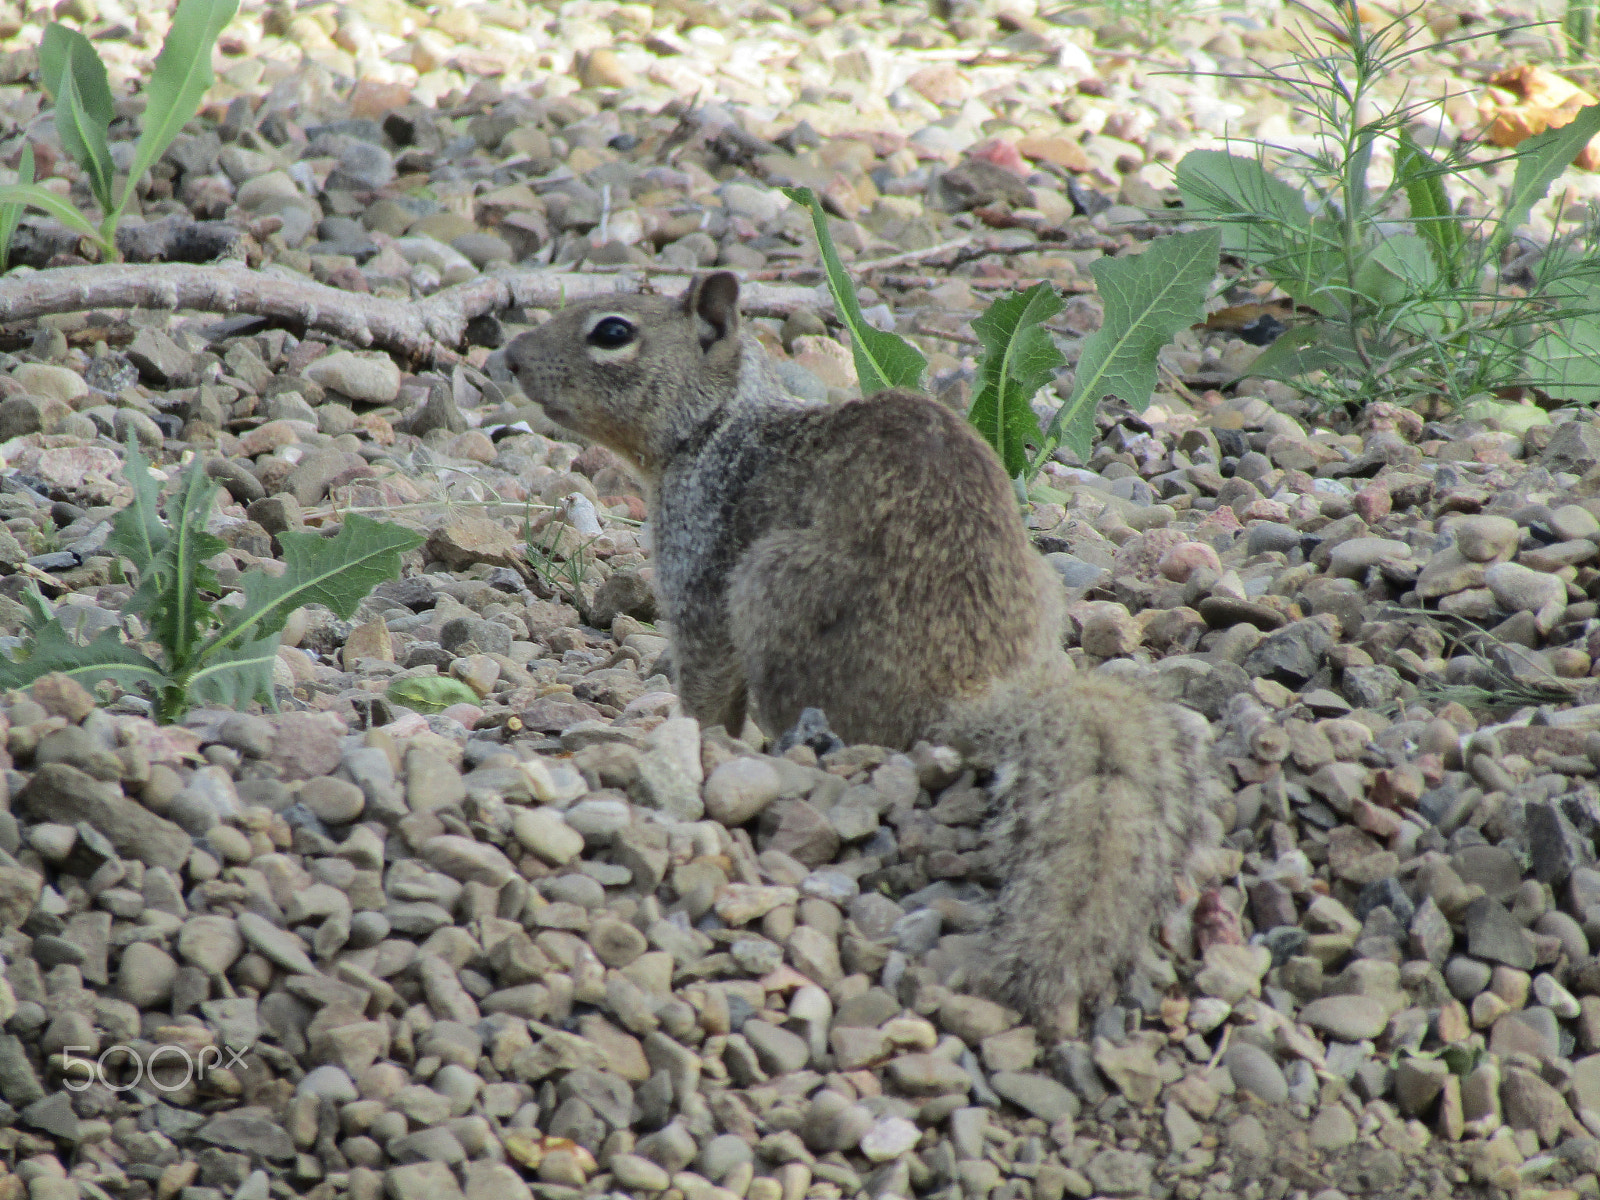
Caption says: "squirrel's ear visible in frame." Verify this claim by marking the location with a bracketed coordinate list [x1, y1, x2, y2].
[685, 272, 741, 350]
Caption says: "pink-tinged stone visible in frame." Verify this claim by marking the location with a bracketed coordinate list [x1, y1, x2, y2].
[114, 716, 203, 766]
[1241, 498, 1291, 522]
[238, 420, 311, 456]
[1354, 483, 1392, 522]
[905, 63, 970, 106]
[1351, 797, 1403, 840]
[1193, 506, 1243, 539]
[1194, 889, 1244, 950]
[270, 711, 347, 781]
[1158, 541, 1223, 582]
[1360, 402, 1425, 439]
[966, 137, 1029, 176]
[441, 703, 485, 729]
[379, 712, 432, 738]
[1112, 527, 1187, 585]
[353, 412, 396, 444]
[445, 431, 497, 463]
[34, 446, 126, 502]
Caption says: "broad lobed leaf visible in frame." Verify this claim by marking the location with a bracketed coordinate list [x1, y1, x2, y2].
[967, 283, 1062, 478]
[183, 636, 280, 718]
[1496, 102, 1600, 253]
[201, 514, 423, 662]
[0, 591, 165, 697]
[1043, 228, 1221, 465]
[108, 438, 175, 620]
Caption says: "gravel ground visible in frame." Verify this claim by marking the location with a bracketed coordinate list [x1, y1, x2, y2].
[6, 1, 1600, 1199]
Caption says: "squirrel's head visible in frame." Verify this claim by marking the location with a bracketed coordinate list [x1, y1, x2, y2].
[504, 272, 747, 479]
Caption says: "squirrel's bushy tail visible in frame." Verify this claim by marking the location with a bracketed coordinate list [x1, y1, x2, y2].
[941, 664, 1217, 1035]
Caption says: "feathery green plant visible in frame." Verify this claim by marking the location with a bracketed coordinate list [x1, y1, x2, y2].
[1175, 0, 1600, 412]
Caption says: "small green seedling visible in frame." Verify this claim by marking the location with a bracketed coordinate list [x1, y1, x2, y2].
[0, 0, 238, 261]
[0, 441, 422, 723]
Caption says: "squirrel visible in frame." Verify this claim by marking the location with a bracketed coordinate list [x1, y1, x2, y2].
[504, 272, 1217, 1036]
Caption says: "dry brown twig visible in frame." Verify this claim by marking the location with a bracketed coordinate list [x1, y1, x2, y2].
[0, 264, 830, 365]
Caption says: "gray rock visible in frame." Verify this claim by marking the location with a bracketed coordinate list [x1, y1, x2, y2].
[1529, 800, 1596, 884]
[1085, 1148, 1154, 1197]
[704, 757, 783, 826]
[1452, 515, 1520, 562]
[236, 911, 319, 975]
[989, 1071, 1079, 1123]
[1225, 1042, 1288, 1104]
[126, 328, 196, 386]
[16, 764, 191, 869]
[195, 1109, 296, 1159]
[743, 1020, 810, 1074]
[1464, 897, 1535, 969]
[1240, 618, 1334, 686]
[1394, 1056, 1450, 1116]
[1542, 419, 1600, 472]
[1485, 561, 1566, 617]
[1299, 995, 1387, 1041]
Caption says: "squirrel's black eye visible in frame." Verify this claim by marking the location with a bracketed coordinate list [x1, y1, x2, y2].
[588, 317, 636, 349]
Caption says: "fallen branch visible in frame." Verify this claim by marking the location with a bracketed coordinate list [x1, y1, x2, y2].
[0, 264, 831, 364]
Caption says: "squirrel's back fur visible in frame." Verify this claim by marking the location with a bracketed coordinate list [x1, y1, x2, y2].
[505, 273, 1216, 1034]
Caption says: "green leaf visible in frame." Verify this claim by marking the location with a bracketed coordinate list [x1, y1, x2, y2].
[181, 634, 279, 718]
[1527, 316, 1600, 403]
[1237, 322, 1366, 382]
[118, 0, 239, 220]
[1353, 233, 1439, 308]
[1174, 150, 1308, 260]
[1458, 397, 1552, 432]
[199, 514, 422, 664]
[1175, 150, 1345, 316]
[387, 676, 481, 715]
[0, 183, 110, 251]
[106, 437, 172, 620]
[0, 145, 33, 273]
[779, 186, 926, 393]
[1493, 102, 1600, 254]
[39, 23, 116, 217]
[1396, 129, 1465, 286]
[0, 589, 167, 696]
[143, 459, 225, 669]
[1039, 228, 1220, 466]
[967, 283, 1062, 478]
